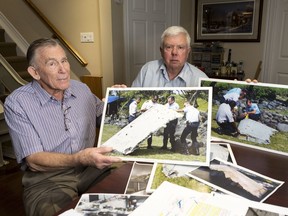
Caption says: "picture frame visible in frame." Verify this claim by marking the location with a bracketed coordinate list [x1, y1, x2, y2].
[199, 78, 288, 156]
[97, 87, 212, 166]
[195, 0, 263, 42]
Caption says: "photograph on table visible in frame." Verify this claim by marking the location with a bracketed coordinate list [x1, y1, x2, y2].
[210, 142, 237, 164]
[200, 78, 288, 156]
[146, 162, 211, 194]
[75, 193, 149, 215]
[146, 142, 236, 193]
[124, 162, 153, 195]
[98, 87, 212, 166]
[186, 158, 284, 202]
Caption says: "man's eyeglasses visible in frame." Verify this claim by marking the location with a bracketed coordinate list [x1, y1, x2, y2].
[62, 104, 71, 131]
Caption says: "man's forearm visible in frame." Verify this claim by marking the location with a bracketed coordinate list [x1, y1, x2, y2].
[26, 151, 81, 172]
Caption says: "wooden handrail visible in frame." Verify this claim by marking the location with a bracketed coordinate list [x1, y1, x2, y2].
[24, 0, 88, 66]
[0, 54, 28, 92]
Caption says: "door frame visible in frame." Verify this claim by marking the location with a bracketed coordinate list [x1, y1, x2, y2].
[262, 0, 276, 83]
[123, 0, 180, 85]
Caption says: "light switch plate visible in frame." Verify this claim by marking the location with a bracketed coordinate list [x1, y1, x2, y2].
[80, 32, 94, 43]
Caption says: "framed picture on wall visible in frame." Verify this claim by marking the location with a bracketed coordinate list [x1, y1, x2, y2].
[195, 0, 263, 42]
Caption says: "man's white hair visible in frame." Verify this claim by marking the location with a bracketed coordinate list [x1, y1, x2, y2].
[160, 26, 191, 48]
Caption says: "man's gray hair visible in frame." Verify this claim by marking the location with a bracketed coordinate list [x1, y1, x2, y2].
[160, 26, 191, 48]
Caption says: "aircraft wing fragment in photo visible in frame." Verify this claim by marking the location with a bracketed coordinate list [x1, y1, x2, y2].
[102, 104, 183, 155]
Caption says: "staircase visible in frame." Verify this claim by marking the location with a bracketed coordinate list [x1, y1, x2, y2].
[0, 28, 30, 164]
[0, 28, 32, 86]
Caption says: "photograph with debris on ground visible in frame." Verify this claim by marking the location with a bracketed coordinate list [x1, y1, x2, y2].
[98, 87, 212, 166]
[146, 143, 236, 193]
[187, 158, 284, 202]
[146, 162, 212, 194]
[200, 78, 288, 156]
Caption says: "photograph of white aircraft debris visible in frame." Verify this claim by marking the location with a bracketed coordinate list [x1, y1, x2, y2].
[98, 87, 212, 166]
[200, 78, 288, 156]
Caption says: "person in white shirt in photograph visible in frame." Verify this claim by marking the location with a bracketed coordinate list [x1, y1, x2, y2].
[180, 101, 201, 155]
[161, 96, 179, 152]
[140, 95, 159, 149]
[128, 96, 142, 123]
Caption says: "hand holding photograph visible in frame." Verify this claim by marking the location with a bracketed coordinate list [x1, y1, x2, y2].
[98, 87, 212, 166]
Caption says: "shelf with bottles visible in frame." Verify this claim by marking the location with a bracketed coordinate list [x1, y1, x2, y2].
[211, 60, 245, 80]
[191, 43, 224, 76]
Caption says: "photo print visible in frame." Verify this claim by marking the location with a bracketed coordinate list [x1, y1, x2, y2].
[200, 78, 288, 156]
[187, 158, 284, 202]
[98, 87, 212, 166]
[75, 193, 149, 215]
[124, 162, 153, 195]
[146, 143, 236, 193]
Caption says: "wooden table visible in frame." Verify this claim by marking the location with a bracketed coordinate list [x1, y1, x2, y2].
[57, 144, 288, 214]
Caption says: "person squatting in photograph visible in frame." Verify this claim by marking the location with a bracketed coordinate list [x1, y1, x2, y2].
[216, 100, 239, 137]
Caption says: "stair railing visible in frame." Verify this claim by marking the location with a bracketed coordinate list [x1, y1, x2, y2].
[0, 55, 28, 93]
[24, 0, 88, 67]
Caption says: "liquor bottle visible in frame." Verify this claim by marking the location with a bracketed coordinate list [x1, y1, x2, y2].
[226, 49, 232, 75]
[227, 49, 232, 63]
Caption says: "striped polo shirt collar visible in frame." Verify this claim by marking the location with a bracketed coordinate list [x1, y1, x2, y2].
[31, 80, 76, 106]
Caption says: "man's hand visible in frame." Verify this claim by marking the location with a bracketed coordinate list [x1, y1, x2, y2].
[78, 147, 122, 169]
[111, 84, 127, 88]
[26, 147, 122, 172]
[245, 79, 258, 83]
[102, 84, 127, 102]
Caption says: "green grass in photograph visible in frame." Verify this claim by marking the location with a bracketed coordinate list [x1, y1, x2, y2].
[151, 164, 211, 193]
[211, 105, 288, 154]
[101, 124, 207, 162]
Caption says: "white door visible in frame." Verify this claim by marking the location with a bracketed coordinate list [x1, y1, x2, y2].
[124, 0, 180, 85]
[262, 0, 288, 85]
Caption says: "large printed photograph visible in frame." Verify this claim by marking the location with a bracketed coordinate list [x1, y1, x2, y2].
[200, 78, 288, 156]
[98, 87, 212, 166]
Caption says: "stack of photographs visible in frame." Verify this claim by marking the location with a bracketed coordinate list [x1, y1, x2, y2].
[70, 80, 288, 215]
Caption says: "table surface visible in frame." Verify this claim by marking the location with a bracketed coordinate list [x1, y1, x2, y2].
[57, 144, 288, 214]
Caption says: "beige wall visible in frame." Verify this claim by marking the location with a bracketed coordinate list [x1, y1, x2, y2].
[111, 0, 125, 85]
[0, 0, 114, 93]
[1, 0, 268, 90]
